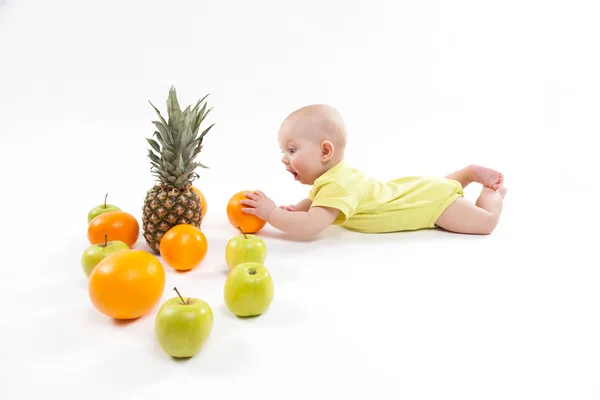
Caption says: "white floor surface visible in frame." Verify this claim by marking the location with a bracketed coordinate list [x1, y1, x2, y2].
[1, 0, 599, 398]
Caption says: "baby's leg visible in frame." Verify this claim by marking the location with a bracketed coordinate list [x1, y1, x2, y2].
[435, 186, 507, 234]
[445, 164, 504, 190]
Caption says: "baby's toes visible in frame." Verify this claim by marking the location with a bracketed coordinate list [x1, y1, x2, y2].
[490, 172, 503, 190]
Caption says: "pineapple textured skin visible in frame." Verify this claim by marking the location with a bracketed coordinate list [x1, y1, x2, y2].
[142, 185, 201, 253]
[142, 86, 213, 253]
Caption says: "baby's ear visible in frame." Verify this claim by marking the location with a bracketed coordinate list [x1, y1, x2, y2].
[321, 140, 334, 161]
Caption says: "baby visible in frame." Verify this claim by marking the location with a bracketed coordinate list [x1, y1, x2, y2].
[240, 104, 507, 237]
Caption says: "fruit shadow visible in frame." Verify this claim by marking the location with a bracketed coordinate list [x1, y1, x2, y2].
[169, 307, 269, 374]
[84, 300, 162, 343]
[217, 297, 304, 329]
[177, 334, 256, 374]
[110, 316, 141, 327]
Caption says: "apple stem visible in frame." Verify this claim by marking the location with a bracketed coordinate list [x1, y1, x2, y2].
[173, 287, 186, 305]
[104, 193, 108, 208]
[237, 226, 247, 239]
[104, 234, 108, 247]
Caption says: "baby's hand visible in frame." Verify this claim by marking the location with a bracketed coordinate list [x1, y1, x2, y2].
[279, 205, 296, 211]
[240, 190, 277, 220]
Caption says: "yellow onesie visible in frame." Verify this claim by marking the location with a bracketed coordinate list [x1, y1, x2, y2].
[308, 160, 464, 233]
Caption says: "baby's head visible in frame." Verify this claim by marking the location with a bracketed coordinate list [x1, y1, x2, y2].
[278, 104, 347, 185]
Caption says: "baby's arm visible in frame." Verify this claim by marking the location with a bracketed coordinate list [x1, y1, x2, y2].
[280, 198, 312, 212]
[240, 191, 337, 237]
[294, 198, 313, 211]
[267, 206, 339, 237]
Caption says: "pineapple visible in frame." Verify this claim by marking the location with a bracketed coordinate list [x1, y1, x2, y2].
[142, 87, 214, 253]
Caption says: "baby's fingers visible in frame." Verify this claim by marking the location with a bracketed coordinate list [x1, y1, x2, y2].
[240, 199, 258, 208]
[254, 190, 267, 199]
[244, 191, 260, 201]
[241, 207, 257, 215]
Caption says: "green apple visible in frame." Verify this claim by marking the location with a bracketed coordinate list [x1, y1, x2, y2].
[80, 234, 129, 277]
[155, 287, 214, 358]
[224, 262, 274, 317]
[225, 226, 267, 270]
[87, 193, 121, 223]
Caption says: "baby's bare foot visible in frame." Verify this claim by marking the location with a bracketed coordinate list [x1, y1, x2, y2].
[466, 164, 503, 190]
[497, 185, 508, 199]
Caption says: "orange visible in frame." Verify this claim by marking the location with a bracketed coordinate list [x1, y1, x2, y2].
[88, 249, 165, 320]
[88, 211, 139, 248]
[159, 224, 208, 271]
[192, 186, 208, 218]
[226, 191, 267, 234]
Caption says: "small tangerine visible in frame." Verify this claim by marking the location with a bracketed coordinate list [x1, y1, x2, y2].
[226, 191, 267, 234]
[87, 211, 139, 248]
[192, 186, 208, 218]
[160, 224, 208, 271]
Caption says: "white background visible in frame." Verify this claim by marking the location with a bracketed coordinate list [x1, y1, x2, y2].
[1, 0, 599, 398]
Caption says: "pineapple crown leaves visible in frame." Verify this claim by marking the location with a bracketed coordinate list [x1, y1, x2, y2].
[146, 86, 214, 187]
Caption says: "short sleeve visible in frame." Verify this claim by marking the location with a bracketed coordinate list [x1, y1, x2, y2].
[309, 181, 359, 225]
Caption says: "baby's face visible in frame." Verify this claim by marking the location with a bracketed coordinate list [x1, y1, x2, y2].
[278, 128, 326, 185]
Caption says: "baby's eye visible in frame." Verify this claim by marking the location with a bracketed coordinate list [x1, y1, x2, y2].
[288, 148, 296, 154]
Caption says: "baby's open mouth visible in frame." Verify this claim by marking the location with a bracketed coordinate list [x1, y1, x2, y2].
[287, 170, 299, 180]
